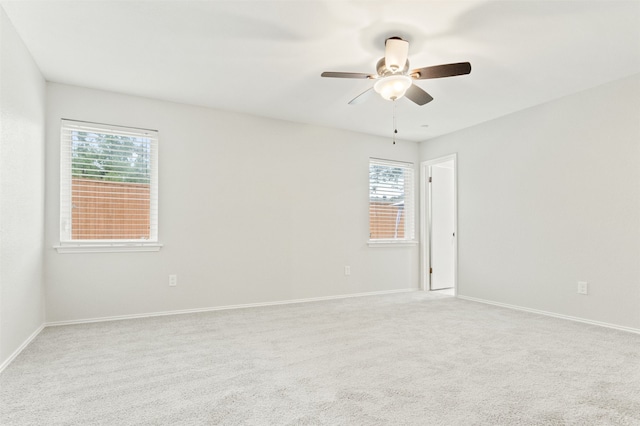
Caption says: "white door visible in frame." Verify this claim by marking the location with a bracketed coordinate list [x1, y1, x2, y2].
[421, 155, 457, 293]
[430, 161, 455, 290]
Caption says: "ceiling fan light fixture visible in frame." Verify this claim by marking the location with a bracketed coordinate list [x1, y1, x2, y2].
[374, 75, 412, 101]
[321, 37, 471, 107]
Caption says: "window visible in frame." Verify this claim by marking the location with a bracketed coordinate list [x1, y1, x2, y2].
[58, 120, 159, 252]
[369, 158, 415, 243]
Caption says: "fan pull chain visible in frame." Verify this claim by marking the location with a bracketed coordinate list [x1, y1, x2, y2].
[392, 100, 398, 145]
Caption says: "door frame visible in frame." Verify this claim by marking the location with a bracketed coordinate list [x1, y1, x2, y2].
[420, 154, 458, 294]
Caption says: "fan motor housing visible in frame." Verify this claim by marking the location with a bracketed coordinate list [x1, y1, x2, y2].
[376, 57, 410, 77]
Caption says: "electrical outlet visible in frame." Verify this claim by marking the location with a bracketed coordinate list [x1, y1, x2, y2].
[577, 281, 588, 295]
[344, 266, 351, 276]
[169, 274, 177, 287]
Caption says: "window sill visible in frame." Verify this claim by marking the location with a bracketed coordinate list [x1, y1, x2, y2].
[54, 243, 163, 254]
[367, 240, 418, 248]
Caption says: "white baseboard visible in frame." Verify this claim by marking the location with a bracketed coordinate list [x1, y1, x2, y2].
[457, 295, 640, 335]
[0, 324, 45, 374]
[46, 288, 417, 327]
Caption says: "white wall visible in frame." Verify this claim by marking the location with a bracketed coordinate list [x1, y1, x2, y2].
[0, 7, 46, 367]
[420, 74, 640, 330]
[44, 83, 420, 322]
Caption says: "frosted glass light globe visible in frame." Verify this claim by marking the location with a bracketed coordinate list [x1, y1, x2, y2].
[374, 75, 412, 101]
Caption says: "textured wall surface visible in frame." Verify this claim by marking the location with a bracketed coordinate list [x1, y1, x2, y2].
[44, 83, 420, 322]
[0, 7, 46, 366]
[421, 74, 640, 329]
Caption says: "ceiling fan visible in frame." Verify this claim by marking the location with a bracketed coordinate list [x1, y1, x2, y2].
[321, 37, 471, 106]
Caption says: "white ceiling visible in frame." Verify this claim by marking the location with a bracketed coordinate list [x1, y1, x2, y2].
[2, 1, 639, 142]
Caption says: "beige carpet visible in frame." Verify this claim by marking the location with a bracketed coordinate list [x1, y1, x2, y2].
[1, 291, 639, 425]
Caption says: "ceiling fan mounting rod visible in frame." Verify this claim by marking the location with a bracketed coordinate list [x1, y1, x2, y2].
[384, 37, 410, 73]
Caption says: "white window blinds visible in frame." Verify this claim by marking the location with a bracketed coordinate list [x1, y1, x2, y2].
[369, 158, 415, 241]
[59, 120, 159, 243]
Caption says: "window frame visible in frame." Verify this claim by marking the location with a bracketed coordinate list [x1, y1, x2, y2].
[55, 119, 161, 253]
[368, 158, 417, 247]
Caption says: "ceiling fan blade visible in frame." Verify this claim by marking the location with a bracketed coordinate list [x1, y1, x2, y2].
[384, 37, 409, 72]
[404, 84, 434, 106]
[348, 87, 375, 105]
[410, 62, 471, 80]
[321, 72, 374, 79]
